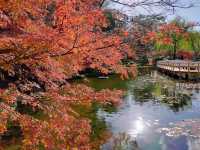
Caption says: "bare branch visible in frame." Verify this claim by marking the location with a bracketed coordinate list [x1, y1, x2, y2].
[102, 0, 195, 11]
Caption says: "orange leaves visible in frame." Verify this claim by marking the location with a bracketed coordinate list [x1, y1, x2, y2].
[0, 111, 9, 135]
[159, 23, 186, 37]
[143, 31, 157, 43]
[0, 124, 7, 135]
[46, 83, 123, 106]
[144, 23, 189, 46]
[0, 11, 11, 30]
[0, 85, 18, 105]
[177, 50, 193, 60]
[161, 37, 173, 45]
[123, 31, 129, 37]
[0, 0, 49, 19]
[0, 0, 136, 149]
[159, 23, 184, 36]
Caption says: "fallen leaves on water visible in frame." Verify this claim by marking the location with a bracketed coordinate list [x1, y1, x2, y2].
[158, 119, 200, 138]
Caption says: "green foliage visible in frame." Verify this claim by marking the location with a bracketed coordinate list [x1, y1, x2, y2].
[137, 55, 149, 66]
[71, 103, 107, 140]
[154, 17, 200, 56]
[154, 33, 200, 52]
[15, 101, 47, 120]
[103, 12, 115, 32]
[188, 31, 200, 52]
[155, 38, 193, 51]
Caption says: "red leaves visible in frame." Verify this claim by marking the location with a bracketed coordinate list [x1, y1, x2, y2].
[0, 111, 8, 134]
[177, 50, 193, 60]
[46, 84, 123, 106]
[0, 11, 11, 30]
[143, 31, 157, 42]
[144, 23, 190, 47]
[164, 23, 184, 41]
[0, 0, 136, 149]
[162, 37, 172, 45]
[0, 0, 135, 82]
[123, 31, 129, 37]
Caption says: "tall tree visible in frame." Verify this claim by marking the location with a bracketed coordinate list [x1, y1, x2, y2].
[128, 14, 166, 62]
[188, 31, 200, 60]
[0, 0, 136, 149]
[144, 18, 194, 59]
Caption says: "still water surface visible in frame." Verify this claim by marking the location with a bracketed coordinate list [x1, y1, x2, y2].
[85, 70, 200, 150]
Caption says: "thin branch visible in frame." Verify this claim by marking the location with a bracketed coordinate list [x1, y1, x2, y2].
[104, 0, 194, 9]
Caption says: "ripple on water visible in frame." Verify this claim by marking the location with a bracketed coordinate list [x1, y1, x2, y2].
[97, 71, 200, 150]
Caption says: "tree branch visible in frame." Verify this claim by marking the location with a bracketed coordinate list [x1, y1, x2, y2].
[103, 0, 195, 10]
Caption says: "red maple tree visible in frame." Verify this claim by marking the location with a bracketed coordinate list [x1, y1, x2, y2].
[0, 0, 136, 149]
[143, 22, 190, 59]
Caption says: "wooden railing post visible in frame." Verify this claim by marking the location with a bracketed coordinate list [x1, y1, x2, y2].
[157, 60, 200, 77]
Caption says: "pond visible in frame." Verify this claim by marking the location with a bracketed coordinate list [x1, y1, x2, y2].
[83, 70, 200, 150]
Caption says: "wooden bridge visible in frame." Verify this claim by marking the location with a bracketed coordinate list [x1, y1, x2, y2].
[157, 60, 200, 80]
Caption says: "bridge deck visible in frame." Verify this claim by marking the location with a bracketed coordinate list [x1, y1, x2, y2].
[157, 60, 200, 73]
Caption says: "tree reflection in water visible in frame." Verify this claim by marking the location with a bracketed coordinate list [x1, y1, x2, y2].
[130, 71, 193, 112]
[98, 70, 200, 150]
[102, 133, 141, 150]
[158, 121, 200, 150]
[75, 70, 200, 149]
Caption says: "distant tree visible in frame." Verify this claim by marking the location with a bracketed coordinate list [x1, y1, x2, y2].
[129, 14, 166, 49]
[188, 31, 200, 60]
[103, 9, 129, 32]
[127, 14, 165, 64]
[177, 50, 193, 60]
[100, 0, 196, 61]
[144, 18, 194, 59]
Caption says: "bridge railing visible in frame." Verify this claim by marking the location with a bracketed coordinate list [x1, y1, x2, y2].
[157, 60, 200, 73]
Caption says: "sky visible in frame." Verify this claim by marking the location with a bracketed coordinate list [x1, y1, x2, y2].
[172, 6, 200, 23]
[105, 0, 200, 27]
[169, 4, 200, 30]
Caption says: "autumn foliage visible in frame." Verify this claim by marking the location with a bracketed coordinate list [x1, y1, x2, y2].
[143, 21, 194, 59]
[0, 0, 136, 149]
[176, 50, 193, 60]
[144, 22, 189, 43]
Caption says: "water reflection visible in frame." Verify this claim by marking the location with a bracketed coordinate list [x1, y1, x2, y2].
[103, 132, 200, 150]
[129, 117, 145, 137]
[130, 71, 193, 112]
[97, 70, 200, 150]
[102, 133, 141, 150]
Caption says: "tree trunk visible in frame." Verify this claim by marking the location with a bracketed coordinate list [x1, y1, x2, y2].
[173, 41, 177, 60]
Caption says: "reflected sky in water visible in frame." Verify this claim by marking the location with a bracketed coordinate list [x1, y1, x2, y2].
[93, 70, 200, 150]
